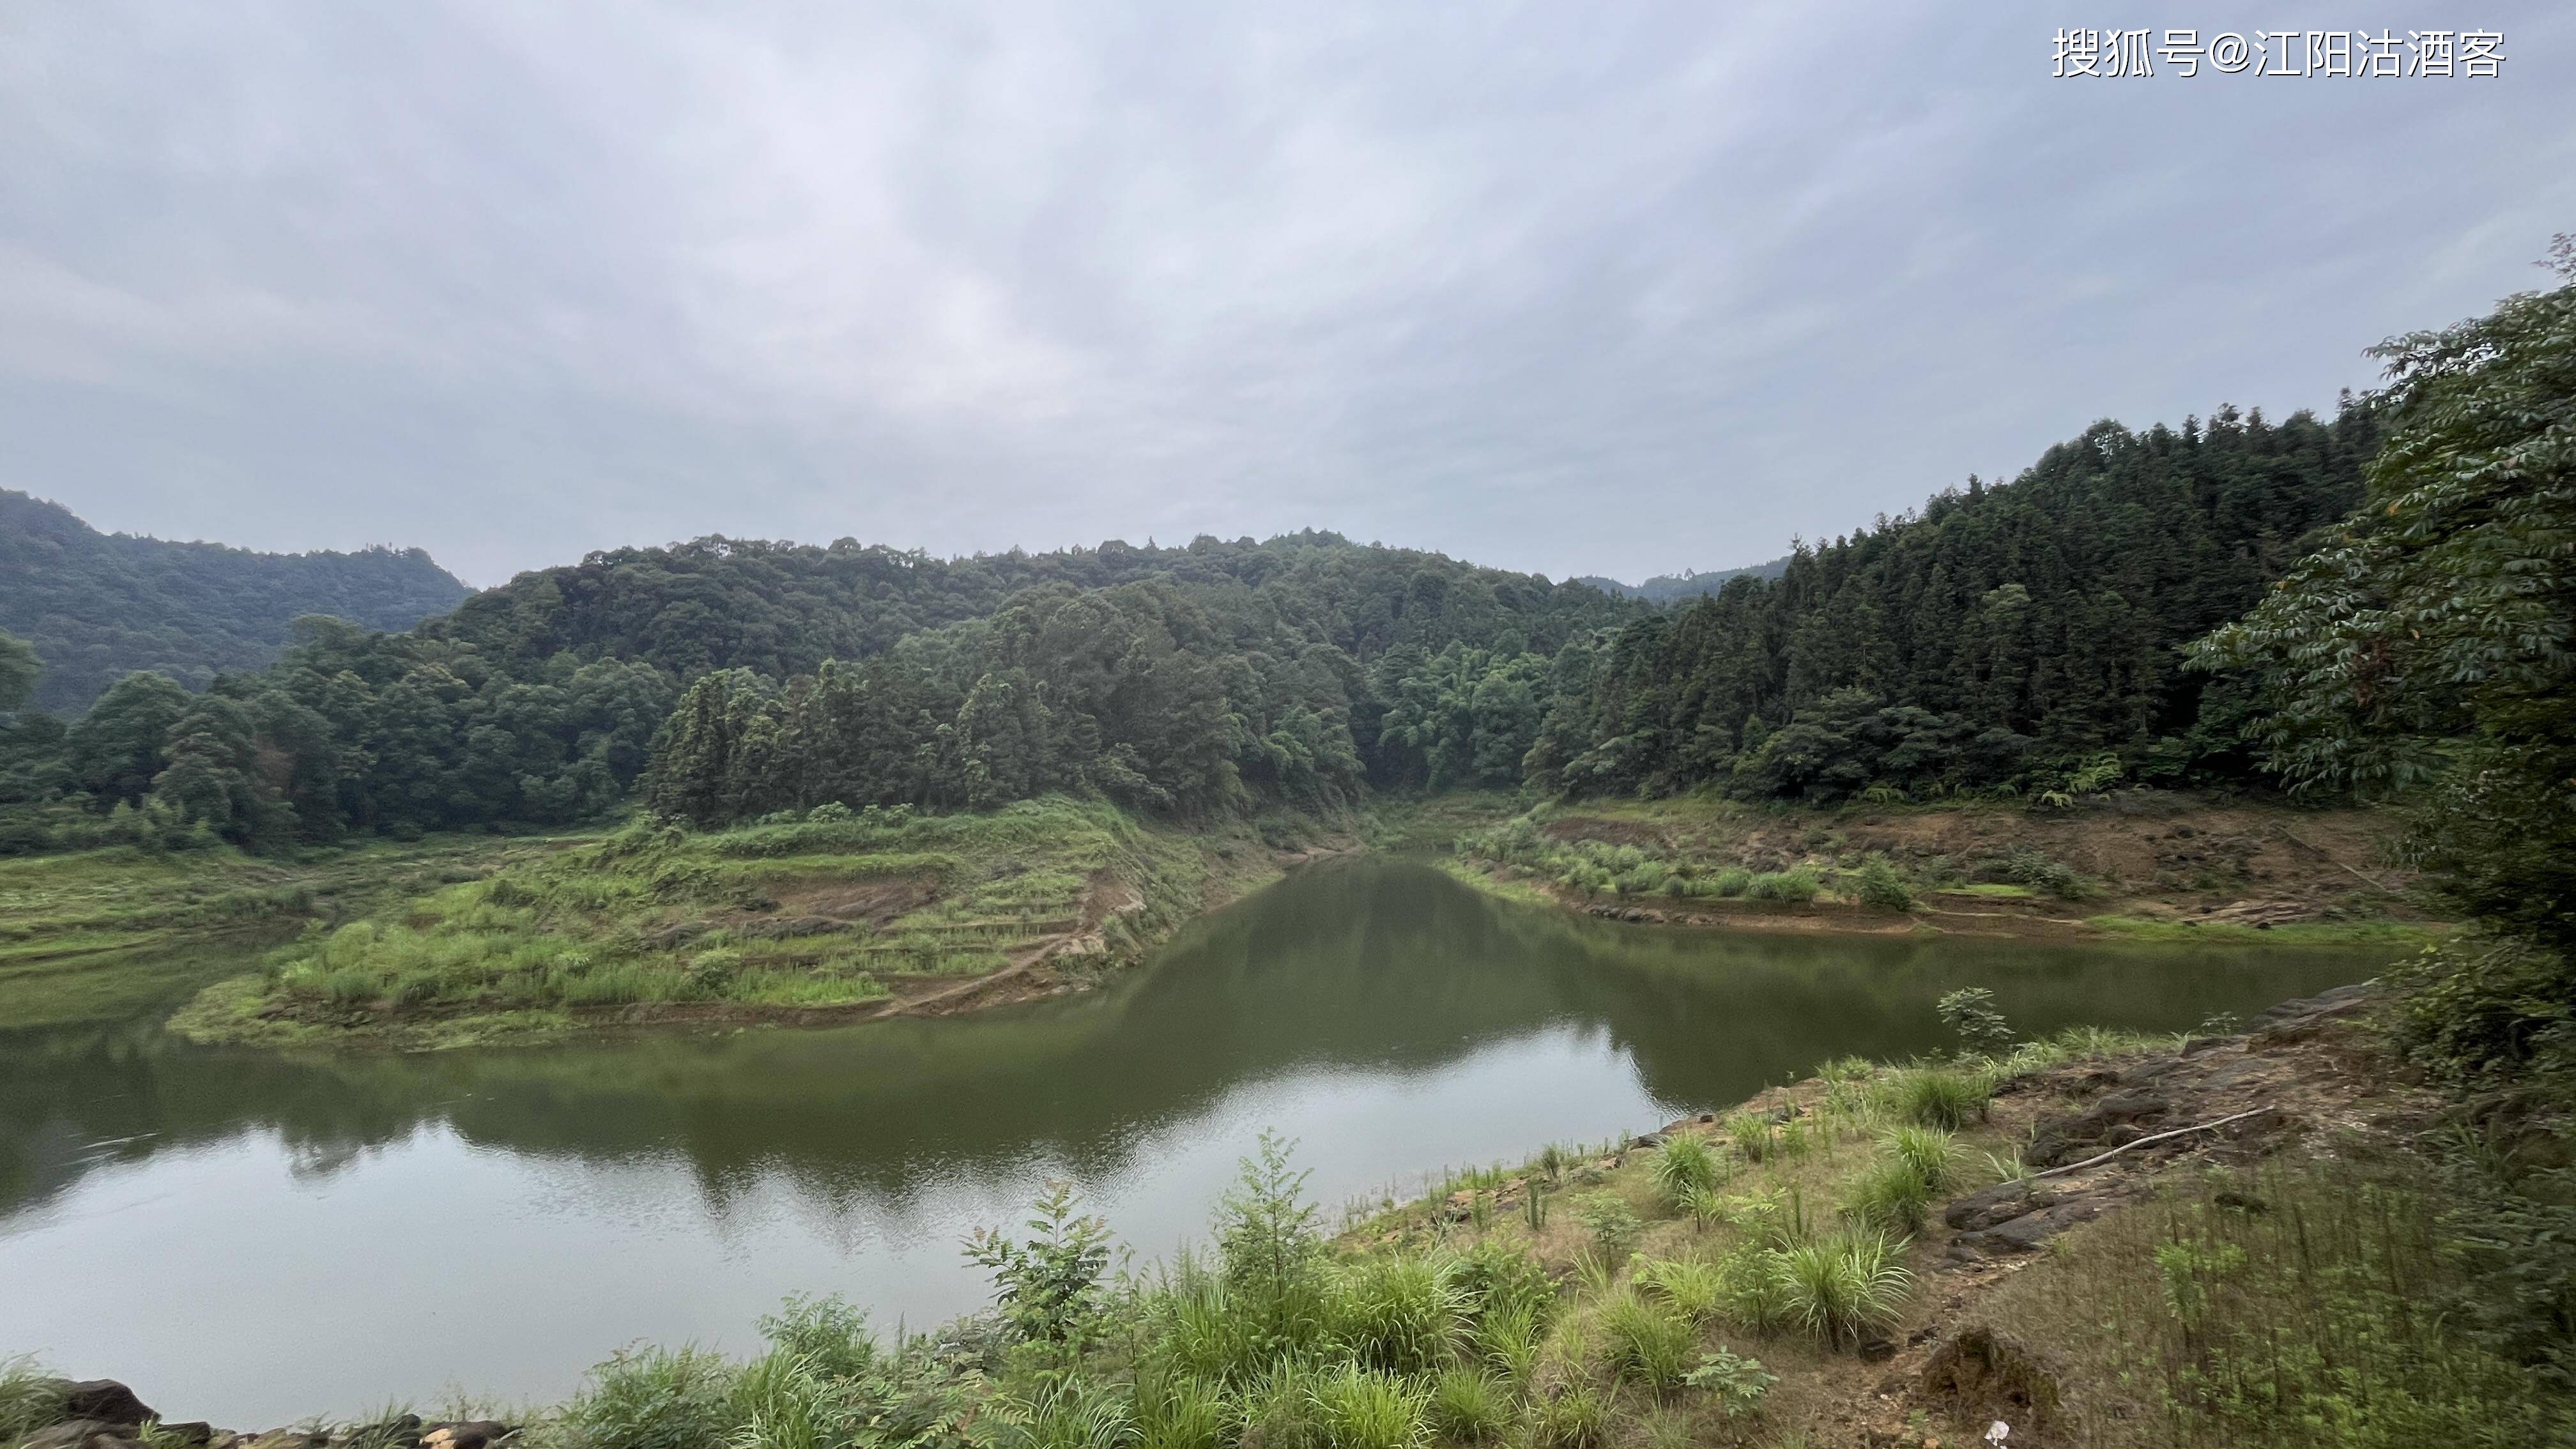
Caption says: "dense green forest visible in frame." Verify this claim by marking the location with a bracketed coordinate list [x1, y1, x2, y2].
[1532, 405, 2379, 802]
[0, 489, 470, 714]
[0, 395, 2388, 853]
[1574, 557, 1788, 602]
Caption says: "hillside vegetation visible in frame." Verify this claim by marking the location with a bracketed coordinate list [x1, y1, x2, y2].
[0, 401, 2379, 858]
[0, 489, 468, 715]
[169, 795, 1314, 1050]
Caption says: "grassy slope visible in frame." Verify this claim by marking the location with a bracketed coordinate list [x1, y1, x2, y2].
[165, 796, 1333, 1050]
[0, 837, 534, 1032]
[1424, 792, 2449, 947]
[21, 1020, 2540, 1448]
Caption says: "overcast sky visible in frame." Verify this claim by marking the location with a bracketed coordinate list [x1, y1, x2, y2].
[3, 3, 2570, 588]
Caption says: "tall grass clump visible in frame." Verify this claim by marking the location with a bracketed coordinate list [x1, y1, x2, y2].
[1876, 1067, 1991, 1129]
[1842, 1158, 1936, 1234]
[1336, 1255, 1465, 1376]
[1424, 1370, 1509, 1443]
[1133, 1371, 1231, 1449]
[1778, 1234, 1912, 1348]
[1530, 1384, 1607, 1449]
[989, 1377, 1138, 1449]
[1882, 1126, 1958, 1193]
[1632, 1256, 1724, 1324]
[1307, 1365, 1426, 1449]
[1724, 1110, 1778, 1162]
[564, 1345, 740, 1449]
[1474, 1300, 1547, 1388]
[1597, 1291, 1698, 1392]
[1649, 1134, 1722, 1204]
[1, 1357, 69, 1444]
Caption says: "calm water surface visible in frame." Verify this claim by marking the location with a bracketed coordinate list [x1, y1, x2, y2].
[0, 859, 2383, 1422]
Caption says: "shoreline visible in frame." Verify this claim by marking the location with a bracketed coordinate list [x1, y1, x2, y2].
[128, 792, 2444, 1052]
[10, 981, 2428, 1449]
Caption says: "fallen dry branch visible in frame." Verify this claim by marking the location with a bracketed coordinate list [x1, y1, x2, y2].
[2027, 1106, 2274, 1180]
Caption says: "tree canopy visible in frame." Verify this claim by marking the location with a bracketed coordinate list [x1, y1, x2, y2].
[2197, 244, 2575, 1080]
[0, 489, 469, 714]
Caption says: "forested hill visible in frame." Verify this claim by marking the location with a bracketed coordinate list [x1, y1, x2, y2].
[0, 489, 470, 714]
[1574, 557, 1790, 602]
[418, 530, 1625, 682]
[1528, 404, 2376, 802]
[0, 401, 2377, 852]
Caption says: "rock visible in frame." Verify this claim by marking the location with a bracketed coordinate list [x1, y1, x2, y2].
[419, 1422, 514, 1449]
[155, 1426, 213, 1448]
[62, 1383, 157, 1428]
[2253, 983, 2373, 1042]
[2027, 1091, 2171, 1166]
[1631, 1131, 1666, 1149]
[2179, 1033, 2241, 1057]
[20, 1422, 133, 1449]
[1856, 1332, 1897, 1361]
[1954, 1198, 2110, 1257]
[1944, 1180, 2052, 1232]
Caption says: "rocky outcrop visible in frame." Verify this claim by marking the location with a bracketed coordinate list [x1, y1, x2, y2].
[4, 1383, 512, 1449]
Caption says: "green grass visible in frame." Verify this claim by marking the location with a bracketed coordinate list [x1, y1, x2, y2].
[1873, 1067, 1991, 1130]
[1, 1356, 70, 1445]
[2087, 914, 2446, 946]
[167, 796, 1218, 1048]
[1984, 1159, 2576, 1447]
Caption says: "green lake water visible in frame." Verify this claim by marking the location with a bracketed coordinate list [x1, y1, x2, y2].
[0, 857, 2387, 1423]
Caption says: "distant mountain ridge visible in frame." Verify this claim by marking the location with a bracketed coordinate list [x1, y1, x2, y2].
[1574, 556, 1790, 603]
[0, 489, 470, 714]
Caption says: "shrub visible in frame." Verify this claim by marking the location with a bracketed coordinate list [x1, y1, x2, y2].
[1714, 1246, 1797, 1336]
[1683, 1348, 1778, 1418]
[1854, 857, 1915, 912]
[1710, 868, 1753, 898]
[965, 1181, 1118, 1354]
[1424, 1370, 1509, 1443]
[1572, 1195, 1642, 1264]
[1650, 1135, 1722, 1204]
[1598, 1290, 1698, 1392]
[1307, 1365, 1425, 1449]
[1747, 869, 1821, 903]
[756, 1293, 875, 1379]
[1934, 987, 2016, 1057]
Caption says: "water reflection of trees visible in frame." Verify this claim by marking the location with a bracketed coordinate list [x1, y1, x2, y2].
[0, 862, 2377, 1228]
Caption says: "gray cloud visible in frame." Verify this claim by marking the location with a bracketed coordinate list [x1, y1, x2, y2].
[4, 1, 2570, 586]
